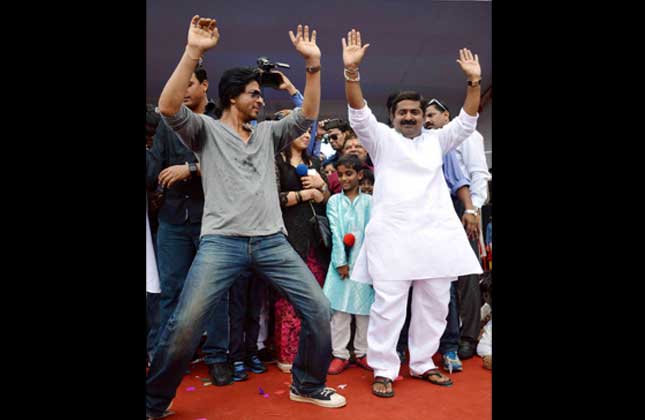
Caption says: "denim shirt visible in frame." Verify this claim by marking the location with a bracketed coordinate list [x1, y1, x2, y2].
[145, 101, 217, 225]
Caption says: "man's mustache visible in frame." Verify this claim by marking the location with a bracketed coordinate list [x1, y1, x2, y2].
[400, 120, 417, 126]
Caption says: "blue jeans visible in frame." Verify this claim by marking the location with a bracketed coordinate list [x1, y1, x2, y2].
[147, 292, 161, 361]
[438, 281, 460, 354]
[154, 220, 229, 364]
[146, 232, 332, 417]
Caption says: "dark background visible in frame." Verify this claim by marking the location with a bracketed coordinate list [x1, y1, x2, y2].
[146, 0, 492, 122]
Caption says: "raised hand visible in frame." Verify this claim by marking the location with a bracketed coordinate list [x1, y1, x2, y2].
[342, 29, 370, 70]
[289, 24, 321, 62]
[187, 15, 220, 54]
[456, 48, 481, 80]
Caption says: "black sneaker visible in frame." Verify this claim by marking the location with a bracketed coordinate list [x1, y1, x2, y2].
[289, 385, 347, 408]
[245, 355, 267, 374]
[257, 347, 277, 364]
[208, 362, 233, 386]
[232, 361, 249, 382]
[458, 340, 476, 360]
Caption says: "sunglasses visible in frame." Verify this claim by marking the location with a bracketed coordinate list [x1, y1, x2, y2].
[245, 89, 263, 100]
[428, 98, 448, 112]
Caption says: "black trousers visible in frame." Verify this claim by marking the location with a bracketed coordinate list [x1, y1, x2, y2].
[228, 272, 268, 363]
[453, 199, 482, 344]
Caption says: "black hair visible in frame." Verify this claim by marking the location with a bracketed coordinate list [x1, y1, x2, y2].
[360, 168, 374, 184]
[336, 154, 363, 173]
[194, 65, 208, 83]
[218, 67, 262, 110]
[423, 98, 451, 116]
[385, 90, 424, 125]
[283, 130, 313, 167]
[145, 103, 160, 137]
[480, 271, 492, 308]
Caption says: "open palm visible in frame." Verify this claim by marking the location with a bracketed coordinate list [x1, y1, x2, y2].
[187, 15, 220, 52]
[289, 25, 320, 60]
[342, 29, 370, 68]
[456, 48, 481, 79]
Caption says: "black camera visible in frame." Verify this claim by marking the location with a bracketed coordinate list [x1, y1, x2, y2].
[323, 118, 347, 131]
[257, 57, 290, 88]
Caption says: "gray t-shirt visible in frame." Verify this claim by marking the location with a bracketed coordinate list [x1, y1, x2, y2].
[163, 105, 314, 237]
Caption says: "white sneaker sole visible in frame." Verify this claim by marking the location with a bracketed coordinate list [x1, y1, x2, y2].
[289, 391, 347, 408]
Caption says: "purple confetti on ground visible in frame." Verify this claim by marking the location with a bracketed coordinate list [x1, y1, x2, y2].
[263, 393, 269, 398]
[258, 387, 265, 395]
[186, 386, 196, 391]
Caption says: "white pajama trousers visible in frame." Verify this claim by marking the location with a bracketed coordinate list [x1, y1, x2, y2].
[367, 277, 454, 380]
[331, 310, 369, 360]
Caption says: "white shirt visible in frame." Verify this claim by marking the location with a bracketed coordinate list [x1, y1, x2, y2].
[454, 130, 490, 209]
[146, 200, 161, 294]
[348, 102, 483, 282]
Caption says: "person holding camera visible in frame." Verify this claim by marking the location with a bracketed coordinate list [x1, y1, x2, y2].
[146, 64, 233, 387]
[341, 28, 483, 398]
[146, 16, 346, 418]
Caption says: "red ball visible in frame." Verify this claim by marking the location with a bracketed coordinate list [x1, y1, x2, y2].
[343, 233, 355, 247]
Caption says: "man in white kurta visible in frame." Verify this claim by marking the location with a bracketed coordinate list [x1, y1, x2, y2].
[341, 29, 484, 396]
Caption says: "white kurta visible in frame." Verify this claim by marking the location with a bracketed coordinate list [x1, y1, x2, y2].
[348, 102, 483, 283]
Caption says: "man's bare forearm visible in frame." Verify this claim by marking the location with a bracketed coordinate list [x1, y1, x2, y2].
[456, 186, 475, 210]
[301, 59, 321, 119]
[158, 48, 202, 117]
[463, 82, 481, 117]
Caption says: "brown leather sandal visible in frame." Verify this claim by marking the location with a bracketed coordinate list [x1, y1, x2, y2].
[412, 368, 453, 386]
[372, 376, 395, 398]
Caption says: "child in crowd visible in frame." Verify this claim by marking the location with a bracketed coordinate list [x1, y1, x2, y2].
[359, 168, 374, 195]
[322, 155, 374, 374]
[477, 271, 492, 370]
[323, 159, 337, 178]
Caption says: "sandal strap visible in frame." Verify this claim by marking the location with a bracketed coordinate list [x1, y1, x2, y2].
[374, 376, 393, 385]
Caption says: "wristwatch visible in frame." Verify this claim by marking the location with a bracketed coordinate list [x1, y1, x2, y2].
[467, 79, 481, 87]
[188, 162, 198, 177]
[306, 65, 321, 74]
[464, 208, 479, 216]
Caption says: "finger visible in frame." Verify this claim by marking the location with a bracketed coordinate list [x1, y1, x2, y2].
[362, 43, 370, 52]
[357, 31, 362, 47]
[191, 15, 200, 26]
[311, 29, 317, 44]
[304, 25, 309, 42]
[289, 30, 296, 43]
[208, 19, 217, 31]
[297, 24, 303, 40]
[347, 31, 352, 46]
[474, 53, 479, 63]
[342, 37, 347, 49]
[198, 18, 209, 29]
[352, 29, 357, 45]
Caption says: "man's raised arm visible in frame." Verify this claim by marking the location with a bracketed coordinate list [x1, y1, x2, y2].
[288, 25, 321, 120]
[342, 29, 370, 110]
[158, 15, 220, 117]
[457, 48, 481, 117]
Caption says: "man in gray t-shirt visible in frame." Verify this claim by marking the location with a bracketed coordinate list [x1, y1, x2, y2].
[146, 16, 345, 419]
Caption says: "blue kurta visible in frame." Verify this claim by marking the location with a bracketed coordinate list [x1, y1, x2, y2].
[323, 191, 375, 315]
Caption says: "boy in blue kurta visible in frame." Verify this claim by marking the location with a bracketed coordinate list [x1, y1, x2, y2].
[323, 155, 374, 374]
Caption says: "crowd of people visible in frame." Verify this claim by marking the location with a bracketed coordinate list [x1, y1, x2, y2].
[145, 15, 492, 419]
